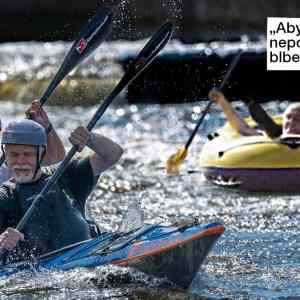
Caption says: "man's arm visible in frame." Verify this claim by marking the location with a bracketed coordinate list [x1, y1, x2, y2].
[69, 127, 123, 176]
[26, 100, 66, 165]
[88, 133, 124, 175]
[208, 89, 259, 136]
[44, 127, 66, 165]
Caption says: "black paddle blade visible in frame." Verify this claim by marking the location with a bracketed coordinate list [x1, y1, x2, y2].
[88, 21, 175, 129]
[40, 7, 113, 104]
[123, 22, 174, 84]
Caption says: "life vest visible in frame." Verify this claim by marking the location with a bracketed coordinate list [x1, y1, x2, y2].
[0, 172, 94, 257]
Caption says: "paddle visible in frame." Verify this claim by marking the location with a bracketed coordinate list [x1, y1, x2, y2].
[0, 7, 113, 166]
[15, 22, 174, 236]
[247, 101, 282, 138]
[166, 49, 244, 173]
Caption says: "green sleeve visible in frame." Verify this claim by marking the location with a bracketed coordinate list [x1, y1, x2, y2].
[58, 157, 99, 209]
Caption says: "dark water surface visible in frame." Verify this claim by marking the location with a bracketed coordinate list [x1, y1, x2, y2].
[1, 40, 300, 300]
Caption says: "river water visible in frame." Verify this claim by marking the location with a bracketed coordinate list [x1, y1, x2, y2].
[0, 40, 300, 300]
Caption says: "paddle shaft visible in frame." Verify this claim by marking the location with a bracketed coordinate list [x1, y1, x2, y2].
[185, 50, 244, 150]
[0, 8, 113, 167]
[185, 101, 213, 150]
[16, 22, 174, 233]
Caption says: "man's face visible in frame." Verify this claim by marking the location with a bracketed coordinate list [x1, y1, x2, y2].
[5, 144, 38, 183]
[283, 106, 300, 135]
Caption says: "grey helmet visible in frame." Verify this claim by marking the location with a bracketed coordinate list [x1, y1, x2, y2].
[2, 119, 46, 147]
[2, 119, 47, 179]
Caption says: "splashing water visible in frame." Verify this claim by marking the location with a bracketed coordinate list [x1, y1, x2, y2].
[119, 191, 145, 232]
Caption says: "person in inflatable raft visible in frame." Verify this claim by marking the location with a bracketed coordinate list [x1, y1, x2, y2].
[208, 89, 300, 142]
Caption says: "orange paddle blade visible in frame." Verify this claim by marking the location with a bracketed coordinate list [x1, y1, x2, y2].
[166, 148, 188, 174]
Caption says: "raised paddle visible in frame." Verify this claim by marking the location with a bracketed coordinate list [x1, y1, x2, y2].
[0, 7, 113, 166]
[166, 49, 244, 173]
[14, 22, 174, 236]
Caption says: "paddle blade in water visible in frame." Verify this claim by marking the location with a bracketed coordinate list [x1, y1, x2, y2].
[166, 148, 187, 173]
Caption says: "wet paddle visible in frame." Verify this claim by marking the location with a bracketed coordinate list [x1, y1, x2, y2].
[166, 49, 244, 173]
[15, 22, 174, 235]
[0, 7, 113, 166]
[247, 101, 282, 138]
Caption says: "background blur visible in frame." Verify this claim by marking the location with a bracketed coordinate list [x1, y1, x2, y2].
[1, 0, 300, 103]
[1, 0, 300, 42]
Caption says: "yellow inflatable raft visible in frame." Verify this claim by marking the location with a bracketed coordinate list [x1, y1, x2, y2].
[199, 116, 300, 192]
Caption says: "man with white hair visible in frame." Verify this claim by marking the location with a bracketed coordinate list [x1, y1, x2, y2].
[0, 100, 66, 184]
[282, 103, 300, 137]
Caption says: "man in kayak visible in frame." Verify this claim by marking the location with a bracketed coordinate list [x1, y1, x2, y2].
[0, 119, 123, 258]
[0, 100, 66, 184]
[208, 89, 300, 138]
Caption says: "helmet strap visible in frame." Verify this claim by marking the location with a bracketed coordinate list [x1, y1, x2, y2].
[1, 145, 6, 166]
[32, 146, 45, 181]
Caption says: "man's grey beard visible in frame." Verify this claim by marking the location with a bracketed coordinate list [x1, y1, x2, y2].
[12, 164, 34, 183]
